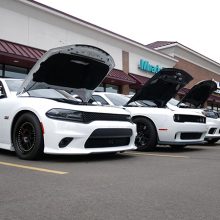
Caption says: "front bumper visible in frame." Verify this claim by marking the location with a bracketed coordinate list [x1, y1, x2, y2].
[204, 126, 220, 139]
[157, 122, 207, 145]
[42, 119, 136, 154]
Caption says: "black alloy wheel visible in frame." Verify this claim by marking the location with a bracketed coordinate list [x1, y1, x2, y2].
[13, 113, 44, 160]
[132, 117, 157, 151]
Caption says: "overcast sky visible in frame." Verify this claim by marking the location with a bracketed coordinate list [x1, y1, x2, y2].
[35, 0, 220, 63]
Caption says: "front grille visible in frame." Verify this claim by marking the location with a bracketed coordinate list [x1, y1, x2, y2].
[180, 132, 203, 140]
[174, 114, 206, 123]
[85, 128, 132, 148]
[83, 112, 131, 123]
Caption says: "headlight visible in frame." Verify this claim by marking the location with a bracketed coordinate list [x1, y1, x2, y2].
[202, 110, 218, 119]
[46, 108, 84, 122]
[173, 114, 180, 122]
[173, 114, 206, 123]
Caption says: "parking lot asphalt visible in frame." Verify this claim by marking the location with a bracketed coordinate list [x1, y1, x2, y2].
[1, 143, 220, 220]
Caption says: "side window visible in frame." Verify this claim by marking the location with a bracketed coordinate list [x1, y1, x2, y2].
[92, 95, 109, 105]
[0, 81, 6, 98]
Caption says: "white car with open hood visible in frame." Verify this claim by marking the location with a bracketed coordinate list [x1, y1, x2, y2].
[167, 80, 220, 144]
[0, 44, 136, 160]
[91, 68, 208, 150]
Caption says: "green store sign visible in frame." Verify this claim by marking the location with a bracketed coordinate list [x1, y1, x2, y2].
[138, 59, 162, 74]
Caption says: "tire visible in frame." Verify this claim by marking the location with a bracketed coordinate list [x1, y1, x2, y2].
[170, 145, 187, 149]
[206, 138, 219, 144]
[12, 113, 44, 160]
[132, 117, 157, 151]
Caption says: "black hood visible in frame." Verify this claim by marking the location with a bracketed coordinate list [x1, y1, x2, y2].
[17, 44, 115, 101]
[178, 80, 217, 108]
[127, 68, 193, 107]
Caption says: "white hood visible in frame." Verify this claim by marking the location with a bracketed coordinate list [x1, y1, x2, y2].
[17, 44, 115, 102]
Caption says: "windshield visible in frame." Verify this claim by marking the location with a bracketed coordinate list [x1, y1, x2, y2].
[137, 100, 157, 107]
[105, 93, 141, 106]
[5, 79, 24, 92]
[28, 89, 79, 101]
[168, 98, 188, 107]
[168, 98, 180, 106]
[105, 93, 130, 106]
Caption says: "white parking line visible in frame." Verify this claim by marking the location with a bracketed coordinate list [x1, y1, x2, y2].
[0, 161, 68, 174]
[123, 151, 190, 158]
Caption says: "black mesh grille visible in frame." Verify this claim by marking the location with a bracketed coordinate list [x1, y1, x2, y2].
[174, 114, 206, 123]
[85, 128, 132, 148]
[82, 112, 131, 123]
[85, 137, 130, 148]
[180, 132, 203, 140]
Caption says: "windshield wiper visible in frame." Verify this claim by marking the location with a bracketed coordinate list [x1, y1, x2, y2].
[48, 98, 84, 105]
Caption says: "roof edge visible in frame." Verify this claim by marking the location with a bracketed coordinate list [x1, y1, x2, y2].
[154, 42, 220, 67]
[18, 0, 177, 63]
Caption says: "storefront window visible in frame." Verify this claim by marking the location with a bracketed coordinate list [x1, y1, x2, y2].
[0, 64, 3, 77]
[105, 84, 118, 93]
[129, 88, 136, 95]
[95, 83, 105, 92]
[5, 65, 27, 79]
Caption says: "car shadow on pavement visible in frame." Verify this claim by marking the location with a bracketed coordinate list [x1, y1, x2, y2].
[43, 152, 134, 163]
[141, 145, 205, 153]
[202, 142, 220, 147]
[0, 148, 134, 163]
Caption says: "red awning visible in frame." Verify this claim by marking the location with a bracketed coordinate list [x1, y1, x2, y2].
[129, 73, 149, 89]
[104, 69, 136, 85]
[0, 39, 45, 68]
[0, 39, 45, 60]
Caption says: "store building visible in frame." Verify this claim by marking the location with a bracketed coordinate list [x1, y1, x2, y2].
[0, 0, 176, 94]
[0, 0, 220, 108]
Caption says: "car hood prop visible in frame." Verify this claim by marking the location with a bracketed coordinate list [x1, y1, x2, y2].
[17, 44, 115, 102]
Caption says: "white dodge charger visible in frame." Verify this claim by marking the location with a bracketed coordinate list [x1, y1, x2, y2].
[0, 44, 136, 160]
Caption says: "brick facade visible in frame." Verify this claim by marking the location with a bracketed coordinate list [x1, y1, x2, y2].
[174, 57, 220, 89]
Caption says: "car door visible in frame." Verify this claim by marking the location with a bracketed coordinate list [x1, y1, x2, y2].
[0, 80, 14, 148]
[0, 80, 7, 143]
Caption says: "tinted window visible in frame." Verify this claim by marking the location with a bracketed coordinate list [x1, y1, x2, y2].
[0, 64, 3, 77]
[95, 83, 105, 92]
[106, 84, 118, 93]
[5, 65, 27, 79]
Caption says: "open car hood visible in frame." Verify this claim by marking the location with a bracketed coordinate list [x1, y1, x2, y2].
[17, 44, 115, 102]
[127, 68, 193, 107]
[178, 80, 217, 108]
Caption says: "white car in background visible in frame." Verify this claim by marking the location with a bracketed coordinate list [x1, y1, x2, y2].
[91, 68, 208, 150]
[167, 80, 220, 144]
[0, 44, 136, 160]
